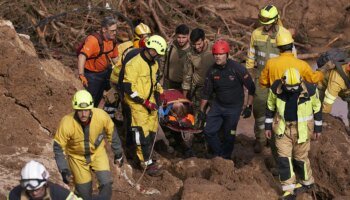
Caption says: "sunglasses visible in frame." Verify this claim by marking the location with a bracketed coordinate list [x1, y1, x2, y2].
[21, 179, 46, 190]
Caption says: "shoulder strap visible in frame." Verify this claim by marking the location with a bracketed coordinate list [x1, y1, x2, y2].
[335, 62, 350, 88]
[85, 32, 104, 60]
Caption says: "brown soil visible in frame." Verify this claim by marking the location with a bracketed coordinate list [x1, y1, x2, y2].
[0, 0, 349, 199]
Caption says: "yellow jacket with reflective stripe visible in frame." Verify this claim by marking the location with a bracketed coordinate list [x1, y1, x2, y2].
[246, 25, 297, 76]
[323, 63, 350, 112]
[266, 80, 322, 143]
[54, 108, 118, 160]
[259, 52, 323, 88]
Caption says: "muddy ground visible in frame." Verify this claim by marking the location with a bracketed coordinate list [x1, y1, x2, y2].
[0, 0, 350, 199]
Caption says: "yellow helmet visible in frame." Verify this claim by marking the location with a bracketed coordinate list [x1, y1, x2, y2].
[146, 35, 167, 55]
[282, 68, 301, 86]
[72, 90, 94, 110]
[276, 27, 294, 46]
[134, 23, 151, 37]
[259, 5, 279, 25]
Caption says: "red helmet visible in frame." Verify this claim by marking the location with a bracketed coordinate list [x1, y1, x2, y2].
[212, 40, 230, 54]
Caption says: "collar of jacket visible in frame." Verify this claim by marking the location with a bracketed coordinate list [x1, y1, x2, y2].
[261, 25, 279, 38]
[276, 81, 310, 98]
[140, 49, 156, 66]
[280, 52, 294, 57]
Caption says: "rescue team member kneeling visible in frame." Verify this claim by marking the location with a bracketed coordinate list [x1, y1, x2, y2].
[53, 90, 124, 200]
[8, 160, 81, 200]
[199, 40, 255, 159]
[265, 68, 322, 200]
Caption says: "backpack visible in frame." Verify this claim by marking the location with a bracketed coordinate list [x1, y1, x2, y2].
[117, 48, 143, 99]
[75, 32, 117, 60]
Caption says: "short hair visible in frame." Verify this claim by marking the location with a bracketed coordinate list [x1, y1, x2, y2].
[175, 24, 190, 35]
[101, 16, 117, 28]
[190, 28, 205, 43]
[278, 43, 293, 52]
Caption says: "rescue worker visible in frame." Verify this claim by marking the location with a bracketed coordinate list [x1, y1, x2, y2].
[163, 24, 191, 90]
[53, 90, 124, 200]
[200, 40, 255, 159]
[259, 28, 323, 88]
[318, 49, 350, 125]
[182, 28, 215, 123]
[8, 160, 80, 200]
[78, 16, 119, 107]
[123, 35, 167, 176]
[265, 68, 322, 200]
[246, 5, 296, 153]
[133, 22, 151, 48]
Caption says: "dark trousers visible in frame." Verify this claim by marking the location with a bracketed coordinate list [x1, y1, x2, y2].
[85, 68, 112, 107]
[204, 102, 242, 159]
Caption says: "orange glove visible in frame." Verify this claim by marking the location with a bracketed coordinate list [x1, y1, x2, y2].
[79, 74, 88, 87]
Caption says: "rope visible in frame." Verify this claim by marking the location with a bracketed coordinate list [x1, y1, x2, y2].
[134, 129, 159, 186]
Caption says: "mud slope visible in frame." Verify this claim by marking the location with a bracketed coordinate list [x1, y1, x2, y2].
[0, 20, 81, 196]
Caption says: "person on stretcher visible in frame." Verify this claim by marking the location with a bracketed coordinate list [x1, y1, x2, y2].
[159, 101, 195, 129]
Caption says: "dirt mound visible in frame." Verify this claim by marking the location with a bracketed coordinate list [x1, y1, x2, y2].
[0, 20, 81, 194]
[0, 0, 350, 199]
[310, 114, 350, 199]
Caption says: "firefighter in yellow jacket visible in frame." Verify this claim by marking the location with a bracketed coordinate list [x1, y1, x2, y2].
[322, 58, 350, 121]
[123, 35, 166, 176]
[246, 4, 297, 153]
[53, 90, 124, 200]
[259, 27, 323, 87]
[265, 68, 322, 200]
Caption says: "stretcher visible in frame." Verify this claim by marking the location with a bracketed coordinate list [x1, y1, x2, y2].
[158, 89, 202, 135]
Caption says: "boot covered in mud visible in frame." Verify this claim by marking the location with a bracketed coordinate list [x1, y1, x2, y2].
[294, 183, 314, 195]
[146, 162, 163, 177]
[280, 191, 296, 200]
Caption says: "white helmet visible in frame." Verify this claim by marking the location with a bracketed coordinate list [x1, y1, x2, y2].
[20, 160, 49, 190]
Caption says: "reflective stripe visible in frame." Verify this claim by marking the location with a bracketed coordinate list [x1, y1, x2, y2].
[130, 91, 138, 98]
[282, 184, 296, 191]
[265, 118, 273, 123]
[298, 115, 313, 123]
[145, 159, 153, 166]
[256, 117, 265, 123]
[258, 51, 266, 57]
[258, 124, 265, 130]
[258, 60, 265, 65]
[247, 56, 255, 59]
[269, 53, 279, 58]
[324, 90, 336, 104]
[230, 130, 236, 135]
[135, 129, 141, 145]
[249, 48, 255, 53]
[314, 120, 322, 126]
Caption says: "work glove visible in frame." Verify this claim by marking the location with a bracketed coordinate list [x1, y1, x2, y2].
[318, 60, 336, 72]
[241, 105, 252, 118]
[79, 74, 88, 87]
[195, 110, 206, 129]
[143, 99, 158, 111]
[60, 169, 72, 184]
[114, 153, 124, 167]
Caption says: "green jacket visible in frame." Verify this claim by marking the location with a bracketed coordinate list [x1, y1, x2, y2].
[265, 80, 322, 143]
